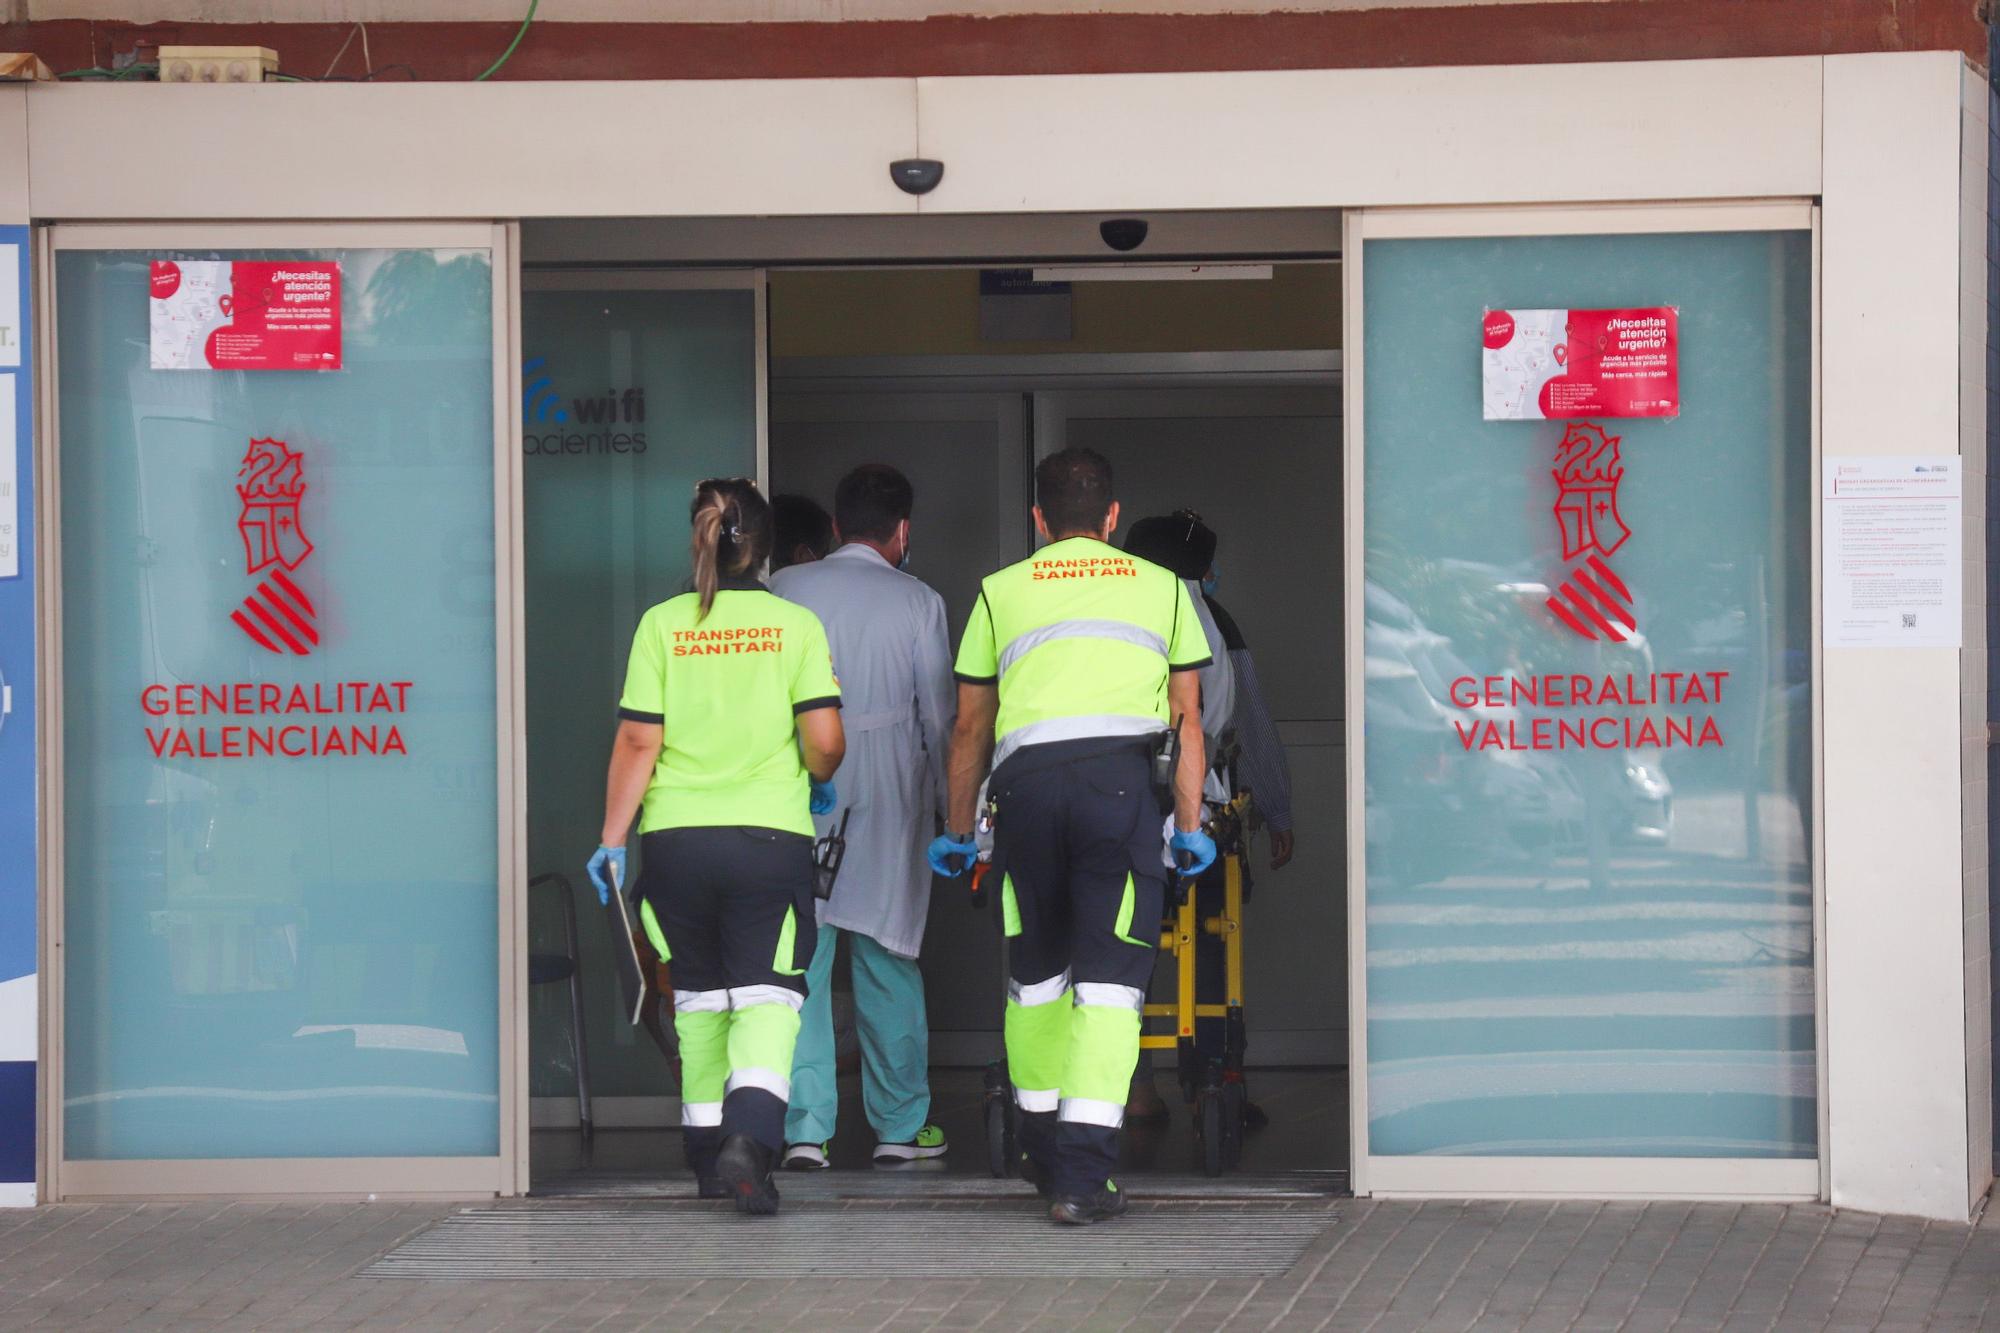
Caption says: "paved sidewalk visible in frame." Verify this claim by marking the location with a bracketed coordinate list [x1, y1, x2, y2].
[2, 1192, 1998, 1330]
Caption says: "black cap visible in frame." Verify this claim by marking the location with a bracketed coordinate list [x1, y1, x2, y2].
[1123, 510, 1217, 580]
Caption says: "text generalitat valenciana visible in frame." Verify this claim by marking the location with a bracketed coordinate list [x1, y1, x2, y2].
[1447, 671, 1728, 710]
[141, 681, 414, 716]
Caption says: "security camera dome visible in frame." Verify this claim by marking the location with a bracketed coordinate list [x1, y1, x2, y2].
[1099, 218, 1150, 252]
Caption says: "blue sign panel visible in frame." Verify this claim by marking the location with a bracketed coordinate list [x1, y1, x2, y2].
[0, 226, 35, 1203]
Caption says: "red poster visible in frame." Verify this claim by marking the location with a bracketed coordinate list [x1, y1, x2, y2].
[150, 260, 342, 371]
[1482, 306, 1678, 420]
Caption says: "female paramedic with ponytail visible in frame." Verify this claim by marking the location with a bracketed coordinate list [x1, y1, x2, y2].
[586, 478, 845, 1216]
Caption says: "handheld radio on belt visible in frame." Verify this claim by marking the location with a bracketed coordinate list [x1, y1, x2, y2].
[967, 800, 997, 908]
[812, 807, 851, 901]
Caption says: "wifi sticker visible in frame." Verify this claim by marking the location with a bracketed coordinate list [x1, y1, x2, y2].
[522, 356, 569, 424]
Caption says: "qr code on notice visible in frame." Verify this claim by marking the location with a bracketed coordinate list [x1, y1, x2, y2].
[1902, 613, 1919, 628]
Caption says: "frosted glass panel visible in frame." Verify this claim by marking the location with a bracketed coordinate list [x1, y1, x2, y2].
[1362, 230, 1814, 1158]
[523, 287, 758, 1098]
[59, 249, 498, 1159]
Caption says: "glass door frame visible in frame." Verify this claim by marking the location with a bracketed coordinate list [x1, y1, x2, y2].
[515, 266, 767, 1140]
[36, 221, 525, 1201]
[1342, 200, 1827, 1202]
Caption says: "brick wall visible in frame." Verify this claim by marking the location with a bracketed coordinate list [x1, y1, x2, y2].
[0, 0, 1986, 82]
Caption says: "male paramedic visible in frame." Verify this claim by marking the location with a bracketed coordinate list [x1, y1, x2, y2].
[931, 447, 1216, 1226]
[772, 464, 956, 1169]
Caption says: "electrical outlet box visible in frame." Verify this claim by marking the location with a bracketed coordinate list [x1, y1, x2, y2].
[0, 54, 55, 82]
[158, 46, 279, 84]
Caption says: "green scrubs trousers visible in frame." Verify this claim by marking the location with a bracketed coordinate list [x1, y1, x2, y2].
[785, 923, 931, 1146]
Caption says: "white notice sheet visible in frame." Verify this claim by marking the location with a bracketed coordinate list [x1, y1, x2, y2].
[1823, 456, 1963, 649]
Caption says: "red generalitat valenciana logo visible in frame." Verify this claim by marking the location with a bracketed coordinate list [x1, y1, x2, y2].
[231, 437, 320, 656]
[1545, 421, 1637, 642]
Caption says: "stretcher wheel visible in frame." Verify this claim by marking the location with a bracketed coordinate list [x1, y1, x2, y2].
[1220, 1080, 1247, 1171]
[985, 1096, 1012, 1177]
[982, 1061, 1015, 1178]
[1198, 1090, 1225, 1177]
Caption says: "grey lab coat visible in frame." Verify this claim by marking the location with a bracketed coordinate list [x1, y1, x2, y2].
[771, 544, 955, 959]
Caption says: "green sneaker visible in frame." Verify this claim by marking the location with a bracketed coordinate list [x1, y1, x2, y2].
[782, 1141, 831, 1171]
[873, 1123, 949, 1165]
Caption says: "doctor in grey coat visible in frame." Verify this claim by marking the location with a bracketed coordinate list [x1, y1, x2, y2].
[770, 464, 956, 1169]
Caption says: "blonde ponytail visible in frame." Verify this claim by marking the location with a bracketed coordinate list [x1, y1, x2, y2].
[691, 497, 726, 619]
[689, 479, 774, 621]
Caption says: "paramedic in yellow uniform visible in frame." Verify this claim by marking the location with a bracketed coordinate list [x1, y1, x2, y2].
[932, 447, 1215, 1226]
[587, 478, 845, 1217]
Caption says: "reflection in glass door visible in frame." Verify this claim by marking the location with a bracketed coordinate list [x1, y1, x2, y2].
[521, 273, 764, 1133]
[51, 226, 511, 1195]
[1352, 208, 1819, 1196]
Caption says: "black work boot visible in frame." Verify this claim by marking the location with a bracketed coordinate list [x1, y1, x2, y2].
[715, 1133, 782, 1216]
[1049, 1179, 1130, 1226]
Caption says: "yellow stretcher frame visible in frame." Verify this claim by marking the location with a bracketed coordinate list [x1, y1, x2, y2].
[1139, 795, 1248, 1051]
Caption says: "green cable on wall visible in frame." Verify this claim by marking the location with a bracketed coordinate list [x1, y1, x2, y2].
[475, 0, 541, 81]
[61, 0, 536, 84]
[56, 63, 159, 80]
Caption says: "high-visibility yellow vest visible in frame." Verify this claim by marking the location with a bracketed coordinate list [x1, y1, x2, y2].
[954, 537, 1211, 767]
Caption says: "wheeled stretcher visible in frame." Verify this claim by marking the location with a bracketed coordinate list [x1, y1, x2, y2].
[1145, 790, 1253, 1176]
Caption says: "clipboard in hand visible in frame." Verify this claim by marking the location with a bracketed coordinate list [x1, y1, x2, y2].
[602, 860, 649, 1027]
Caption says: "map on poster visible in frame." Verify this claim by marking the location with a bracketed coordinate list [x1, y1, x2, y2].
[1482, 306, 1678, 420]
[149, 260, 341, 371]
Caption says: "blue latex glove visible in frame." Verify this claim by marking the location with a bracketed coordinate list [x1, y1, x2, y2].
[586, 844, 627, 907]
[809, 778, 838, 816]
[928, 831, 978, 878]
[1169, 826, 1218, 879]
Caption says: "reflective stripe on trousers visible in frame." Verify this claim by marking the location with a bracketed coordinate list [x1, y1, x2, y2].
[1058, 1097, 1126, 1128]
[1074, 982, 1144, 1012]
[729, 984, 804, 1013]
[726, 1066, 793, 1102]
[1008, 969, 1073, 1008]
[674, 988, 730, 1014]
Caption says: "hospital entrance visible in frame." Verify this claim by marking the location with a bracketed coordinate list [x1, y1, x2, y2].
[516, 216, 1351, 1194]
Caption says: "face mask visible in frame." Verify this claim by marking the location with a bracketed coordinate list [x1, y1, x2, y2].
[897, 525, 912, 572]
[1202, 564, 1219, 597]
